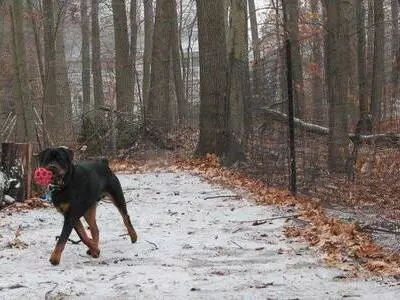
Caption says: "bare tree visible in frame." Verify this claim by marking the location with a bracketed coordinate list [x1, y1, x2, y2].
[195, 0, 229, 157]
[81, 0, 90, 115]
[226, 0, 252, 163]
[323, 0, 350, 173]
[142, 0, 153, 115]
[92, 0, 104, 108]
[370, 0, 384, 128]
[130, 0, 138, 102]
[10, 0, 34, 142]
[248, 0, 262, 97]
[285, 0, 304, 117]
[147, 0, 174, 132]
[112, 0, 134, 113]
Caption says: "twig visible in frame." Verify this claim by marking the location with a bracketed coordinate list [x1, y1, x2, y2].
[361, 225, 400, 235]
[229, 240, 244, 249]
[145, 240, 159, 250]
[236, 214, 300, 225]
[0, 284, 26, 291]
[204, 195, 241, 200]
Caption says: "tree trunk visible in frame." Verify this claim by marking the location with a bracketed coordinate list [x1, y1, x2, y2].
[356, 0, 370, 133]
[324, 0, 350, 173]
[112, 0, 134, 113]
[310, 0, 324, 125]
[147, 0, 174, 133]
[248, 0, 262, 98]
[226, 0, 252, 163]
[171, 0, 186, 125]
[43, 0, 58, 145]
[285, 0, 305, 118]
[130, 0, 138, 103]
[370, 0, 384, 129]
[366, 0, 374, 103]
[195, 0, 228, 157]
[55, 1, 72, 137]
[92, 0, 104, 108]
[391, 0, 399, 117]
[10, 1, 34, 143]
[142, 0, 153, 116]
[81, 0, 91, 116]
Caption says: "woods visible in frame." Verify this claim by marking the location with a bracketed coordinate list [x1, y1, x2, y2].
[0, 0, 400, 214]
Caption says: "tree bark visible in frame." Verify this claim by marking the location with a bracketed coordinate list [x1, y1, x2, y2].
[81, 0, 91, 116]
[171, 0, 186, 125]
[92, 0, 104, 108]
[285, 0, 305, 118]
[112, 0, 134, 113]
[391, 0, 399, 117]
[226, 0, 252, 163]
[55, 1, 72, 136]
[324, 0, 350, 173]
[142, 0, 153, 116]
[147, 0, 174, 132]
[310, 0, 324, 125]
[356, 0, 370, 133]
[43, 0, 58, 145]
[195, 0, 228, 157]
[130, 0, 138, 102]
[370, 0, 384, 129]
[248, 0, 262, 97]
[10, 1, 34, 143]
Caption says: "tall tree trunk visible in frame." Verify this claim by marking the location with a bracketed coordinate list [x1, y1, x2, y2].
[391, 0, 399, 117]
[324, 0, 349, 173]
[366, 0, 374, 102]
[248, 0, 262, 98]
[142, 0, 153, 116]
[55, 1, 72, 136]
[10, 0, 33, 142]
[81, 0, 90, 116]
[370, 0, 384, 129]
[112, 0, 134, 113]
[356, 0, 370, 132]
[43, 0, 59, 144]
[285, 0, 304, 118]
[195, 0, 228, 157]
[147, 0, 173, 133]
[226, 0, 252, 163]
[171, 0, 186, 125]
[130, 0, 138, 103]
[92, 0, 104, 108]
[310, 0, 324, 125]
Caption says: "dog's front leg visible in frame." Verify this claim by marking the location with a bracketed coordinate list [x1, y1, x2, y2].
[50, 214, 77, 265]
[74, 219, 100, 258]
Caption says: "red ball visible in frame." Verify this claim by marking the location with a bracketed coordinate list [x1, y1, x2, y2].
[33, 167, 53, 186]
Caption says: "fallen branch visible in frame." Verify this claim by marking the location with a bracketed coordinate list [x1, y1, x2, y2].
[237, 214, 300, 226]
[262, 107, 400, 144]
[229, 240, 244, 249]
[55, 236, 81, 244]
[145, 240, 159, 250]
[361, 225, 400, 235]
[204, 195, 241, 200]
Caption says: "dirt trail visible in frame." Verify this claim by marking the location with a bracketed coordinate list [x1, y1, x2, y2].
[0, 172, 398, 299]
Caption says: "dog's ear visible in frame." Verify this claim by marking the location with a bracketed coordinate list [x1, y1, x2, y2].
[59, 146, 74, 162]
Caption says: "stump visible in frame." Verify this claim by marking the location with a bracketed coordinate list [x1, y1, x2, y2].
[0, 143, 32, 202]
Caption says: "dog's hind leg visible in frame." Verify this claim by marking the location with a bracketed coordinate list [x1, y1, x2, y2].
[107, 174, 138, 243]
[75, 218, 100, 258]
[84, 204, 100, 257]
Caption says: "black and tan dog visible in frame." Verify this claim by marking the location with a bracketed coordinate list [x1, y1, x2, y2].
[38, 147, 137, 265]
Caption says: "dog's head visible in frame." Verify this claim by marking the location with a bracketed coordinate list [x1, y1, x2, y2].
[38, 147, 74, 185]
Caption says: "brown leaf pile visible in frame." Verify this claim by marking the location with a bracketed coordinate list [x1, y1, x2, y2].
[4, 197, 50, 212]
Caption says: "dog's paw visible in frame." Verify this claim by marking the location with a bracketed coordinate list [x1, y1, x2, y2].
[49, 256, 60, 266]
[86, 248, 100, 258]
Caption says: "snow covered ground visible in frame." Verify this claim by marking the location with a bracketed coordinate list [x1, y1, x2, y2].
[0, 172, 398, 299]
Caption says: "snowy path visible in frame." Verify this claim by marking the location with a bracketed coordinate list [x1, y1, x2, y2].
[0, 172, 398, 299]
